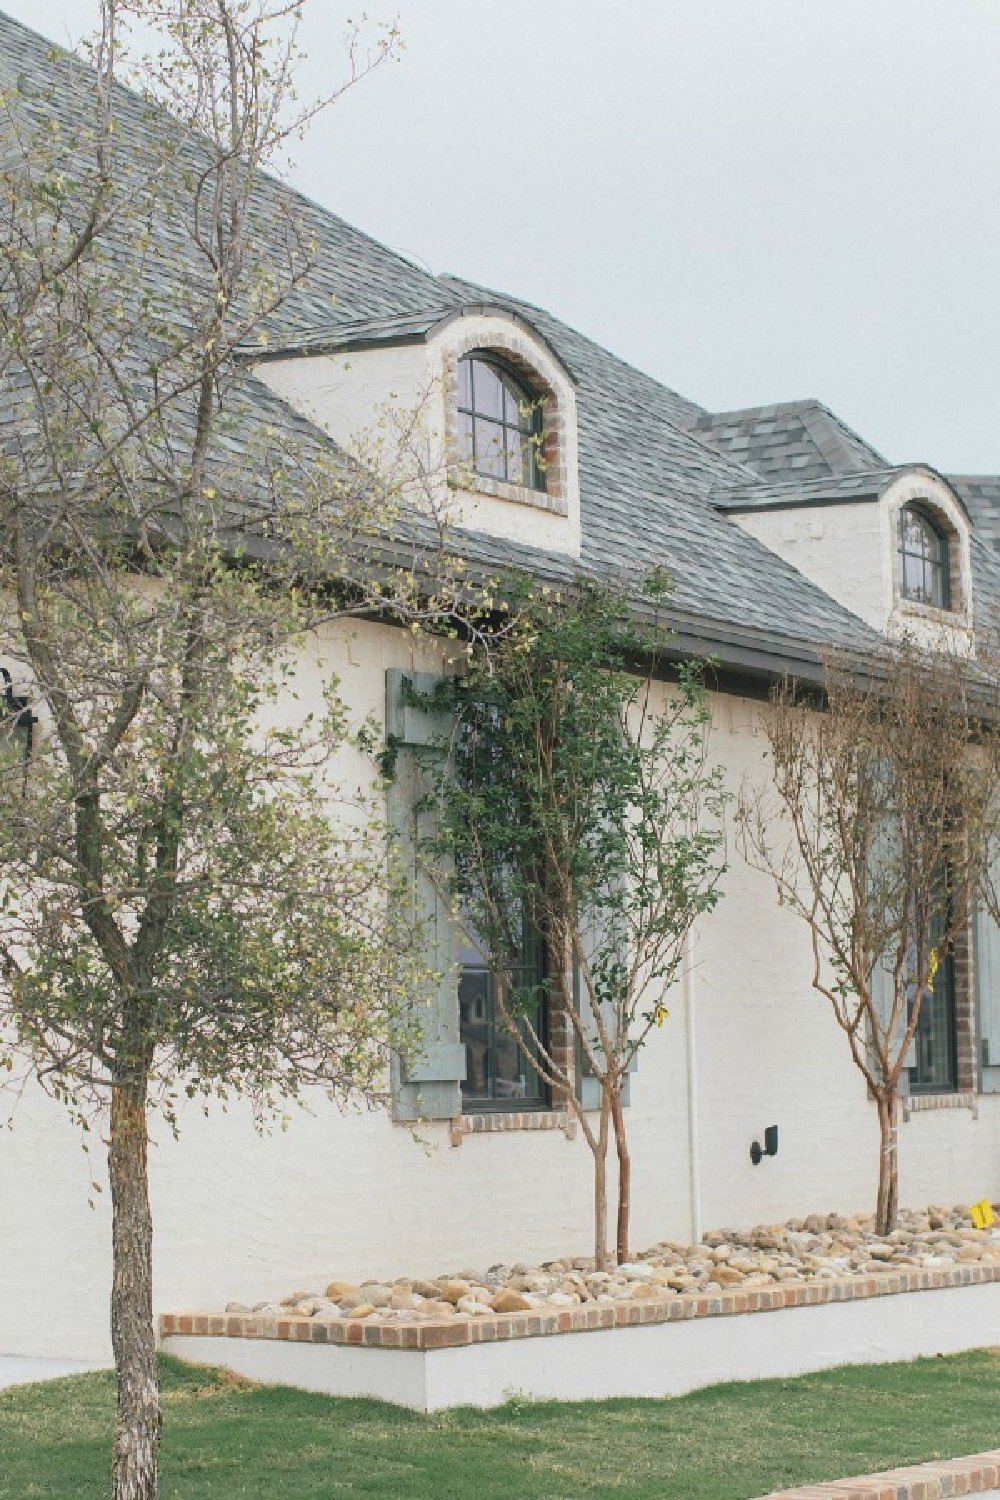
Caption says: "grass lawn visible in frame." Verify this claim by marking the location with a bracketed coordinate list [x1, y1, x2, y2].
[2, 1351, 1000, 1499]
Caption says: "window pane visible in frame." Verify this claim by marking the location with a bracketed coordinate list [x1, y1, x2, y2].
[458, 911, 547, 1109]
[493, 1029, 526, 1097]
[504, 424, 524, 484]
[456, 357, 472, 410]
[902, 512, 928, 555]
[474, 418, 505, 477]
[504, 378, 529, 427]
[471, 359, 503, 419]
[456, 409, 474, 465]
[459, 968, 491, 1101]
[904, 551, 928, 600]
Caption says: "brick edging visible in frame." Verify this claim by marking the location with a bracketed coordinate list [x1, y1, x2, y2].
[159, 1261, 1000, 1353]
[757, 1447, 1000, 1497]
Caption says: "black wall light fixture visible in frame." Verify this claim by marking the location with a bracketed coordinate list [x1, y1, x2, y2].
[750, 1124, 778, 1166]
[0, 668, 36, 760]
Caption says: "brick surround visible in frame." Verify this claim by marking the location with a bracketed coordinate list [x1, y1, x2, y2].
[952, 913, 979, 1095]
[160, 1261, 1000, 1355]
[442, 326, 571, 518]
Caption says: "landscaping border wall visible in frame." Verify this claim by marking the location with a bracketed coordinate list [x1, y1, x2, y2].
[160, 1266, 1000, 1413]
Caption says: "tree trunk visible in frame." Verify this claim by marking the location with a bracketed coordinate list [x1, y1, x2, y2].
[609, 1081, 630, 1265]
[875, 1088, 899, 1236]
[592, 1089, 611, 1269]
[109, 1070, 160, 1500]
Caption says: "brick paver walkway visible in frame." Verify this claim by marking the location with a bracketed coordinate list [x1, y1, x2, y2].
[758, 1448, 1000, 1497]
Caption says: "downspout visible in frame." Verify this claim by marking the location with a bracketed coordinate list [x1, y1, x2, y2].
[685, 926, 703, 1246]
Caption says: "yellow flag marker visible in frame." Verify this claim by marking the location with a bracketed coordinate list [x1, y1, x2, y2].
[970, 1199, 995, 1230]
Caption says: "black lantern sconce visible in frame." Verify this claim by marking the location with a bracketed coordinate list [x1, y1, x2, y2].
[750, 1124, 778, 1166]
[0, 668, 36, 761]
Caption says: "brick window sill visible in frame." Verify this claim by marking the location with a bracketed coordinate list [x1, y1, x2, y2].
[457, 473, 568, 517]
[449, 1110, 572, 1146]
[901, 1091, 978, 1121]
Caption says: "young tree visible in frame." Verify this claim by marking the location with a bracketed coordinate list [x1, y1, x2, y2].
[0, 6, 440, 1497]
[737, 639, 1000, 1235]
[416, 577, 728, 1268]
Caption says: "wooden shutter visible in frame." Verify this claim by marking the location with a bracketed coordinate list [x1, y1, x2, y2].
[385, 669, 466, 1122]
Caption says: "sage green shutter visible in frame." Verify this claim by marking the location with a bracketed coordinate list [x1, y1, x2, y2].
[386, 669, 465, 1121]
[575, 902, 635, 1111]
[975, 893, 1000, 1093]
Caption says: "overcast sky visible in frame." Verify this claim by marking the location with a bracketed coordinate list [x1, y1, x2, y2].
[4, 1, 999, 473]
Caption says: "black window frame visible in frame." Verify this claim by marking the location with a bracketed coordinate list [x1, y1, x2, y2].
[458, 915, 550, 1113]
[896, 505, 951, 611]
[905, 949, 957, 1094]
[456, 353, 547, 493]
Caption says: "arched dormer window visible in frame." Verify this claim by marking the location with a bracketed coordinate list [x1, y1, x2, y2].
[457, 353, 546, 493]
[896, 504, 951, 610]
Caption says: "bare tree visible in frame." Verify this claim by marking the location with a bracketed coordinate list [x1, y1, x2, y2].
[0, 6, 454, 1498]
[737, 638, 1000, 1235]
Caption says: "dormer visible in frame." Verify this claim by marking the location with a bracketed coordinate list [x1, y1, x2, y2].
[883, 471, 972, 646]
[246, 303, 581, 557]
[714, 465, 974, 648]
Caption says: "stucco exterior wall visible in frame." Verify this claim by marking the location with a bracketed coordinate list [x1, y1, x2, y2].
[2, 639, 998, 1363]
[254, 309, 582, 556]
[730, 470, 974, 649]
[734, 503, 888, 630]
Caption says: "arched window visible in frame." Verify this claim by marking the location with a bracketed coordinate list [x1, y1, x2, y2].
[457, 353, 546, 492]
[897, 505, 951, 609]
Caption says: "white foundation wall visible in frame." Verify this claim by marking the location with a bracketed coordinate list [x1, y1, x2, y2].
[2, 654, 999, 1363]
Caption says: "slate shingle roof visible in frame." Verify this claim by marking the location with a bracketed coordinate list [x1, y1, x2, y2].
[951, 477, 1000, 554]
[711, 470, 901, 512]
[686, 400, 888, 483]
[3, 9, 1000, 677]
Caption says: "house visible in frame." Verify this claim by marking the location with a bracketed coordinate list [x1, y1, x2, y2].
[2, 10, 1000, 1367]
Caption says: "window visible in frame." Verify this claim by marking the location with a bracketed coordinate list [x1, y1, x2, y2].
[458, 914, 548, 1110]
[897, 505, 950, 609]
[906, 947, 956, 1093]
[457, 353, 546, 492]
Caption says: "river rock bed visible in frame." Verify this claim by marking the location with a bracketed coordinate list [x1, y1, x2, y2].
[224, 1205, 1000, 1323]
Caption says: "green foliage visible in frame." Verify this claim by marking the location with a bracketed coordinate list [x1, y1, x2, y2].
[0, 563, 425, 1122]
[425, 573, 728, 1072]
[407, 571, 728, 1261]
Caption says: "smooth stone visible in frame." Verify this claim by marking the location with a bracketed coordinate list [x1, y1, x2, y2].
[325, 1282, 357, 1300]
[415, 1302, 456, 1320]
[456, 1296, 493, 1317]
[438, 1280, 471, 1305]
[713, 1265, 744, 1286]
[491, 1290, 532, 1313]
